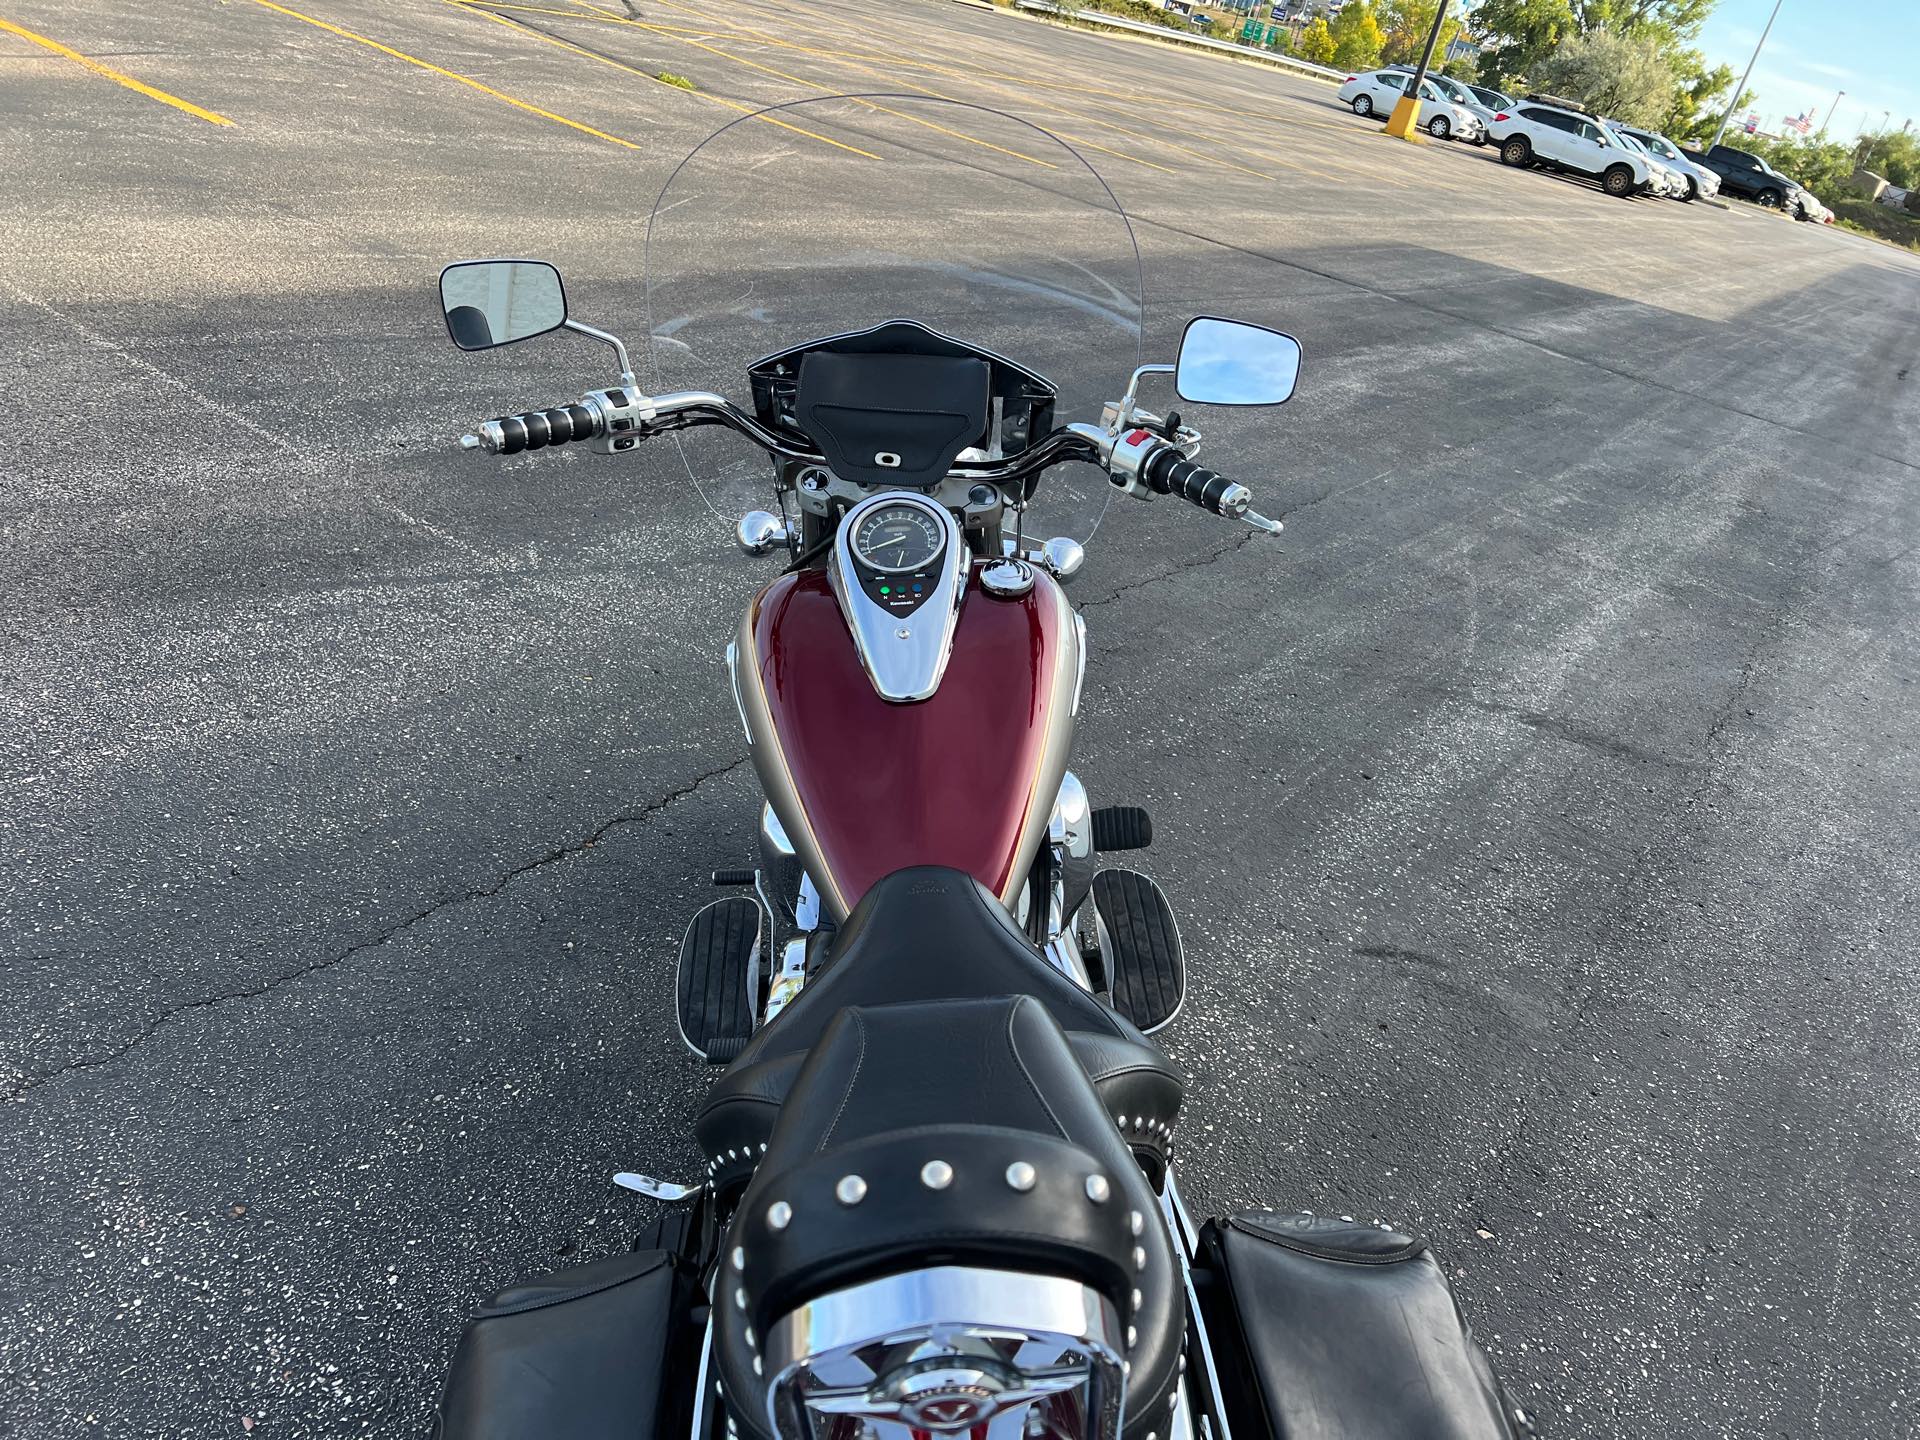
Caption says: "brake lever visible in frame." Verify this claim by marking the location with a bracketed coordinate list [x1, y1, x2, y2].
[1241, 509, 1284, 535]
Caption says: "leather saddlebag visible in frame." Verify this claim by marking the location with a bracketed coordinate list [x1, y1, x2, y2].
[433, 1248, 697, 1440]
[1199, 1213, 1522, 1440]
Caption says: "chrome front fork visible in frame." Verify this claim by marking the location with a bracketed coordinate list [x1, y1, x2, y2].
[1030, 769, 1098, 990]
[757, 806, 815, 1024]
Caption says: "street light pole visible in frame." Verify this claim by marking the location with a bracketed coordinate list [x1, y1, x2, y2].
[1819, 89, 1844, 136]
[1862, 110, 1893, 167]
[1706, 0, 1784, 152]
[1385, 0, 1451, 140]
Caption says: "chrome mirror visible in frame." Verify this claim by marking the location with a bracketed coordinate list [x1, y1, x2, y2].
[438, 259, 567, 350]
[1174, 316, 1301, 406]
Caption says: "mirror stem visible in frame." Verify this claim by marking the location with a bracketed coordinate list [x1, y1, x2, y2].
[1118, 362, 1174, 425]
[564, 318, 637, 389]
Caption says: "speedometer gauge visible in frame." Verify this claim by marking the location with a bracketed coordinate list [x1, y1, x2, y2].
[852, 503, 945, 573]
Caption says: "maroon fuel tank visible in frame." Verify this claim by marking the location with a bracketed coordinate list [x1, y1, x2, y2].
[731, 567, 1081, 922]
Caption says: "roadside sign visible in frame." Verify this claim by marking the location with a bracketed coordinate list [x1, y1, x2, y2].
[1743, 112, 1759, 134]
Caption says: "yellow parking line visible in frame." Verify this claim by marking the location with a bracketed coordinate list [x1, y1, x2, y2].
[1048, 131, 1179, 175]
[569, 0, 1057, 167]
[855, 18, 1348, 166]
[238, 0, 650, 149]
[692, 0, 1332, 181]
[443, 0, 880, 157]
[626, 0, 1215, 177]
[0, 14, 233, 125]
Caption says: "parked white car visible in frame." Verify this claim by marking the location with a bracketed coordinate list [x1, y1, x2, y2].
[1337, 69, 1481, 142]
[1615, 124, 1721, 202]
[1487, 96, 1654, 199]
[1607, 126, 1685, 198]
[1389, 66, 1497, 145]
[1464, 82, 1518, 117]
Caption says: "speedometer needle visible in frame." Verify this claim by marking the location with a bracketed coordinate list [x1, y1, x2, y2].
[868, 535, 909, 552]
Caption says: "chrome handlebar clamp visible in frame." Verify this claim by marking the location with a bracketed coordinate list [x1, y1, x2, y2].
[583, 385, 656, 454]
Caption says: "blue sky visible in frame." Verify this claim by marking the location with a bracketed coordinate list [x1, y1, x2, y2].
[1696, 0, 1918, 137]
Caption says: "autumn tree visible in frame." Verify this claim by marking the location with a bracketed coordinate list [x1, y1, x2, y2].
[1297, 15, 1336, 64]
[1329, 2, 1386, 70]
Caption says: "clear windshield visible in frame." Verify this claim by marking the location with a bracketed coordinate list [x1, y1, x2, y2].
[643, 96, 1143, 546]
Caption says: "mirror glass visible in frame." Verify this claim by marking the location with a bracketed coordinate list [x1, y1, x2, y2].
[439, 260, 566, 350]
[1175, 317, 1301, 406]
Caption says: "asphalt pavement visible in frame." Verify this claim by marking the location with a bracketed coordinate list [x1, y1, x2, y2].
[2, 1, 1918, 1436]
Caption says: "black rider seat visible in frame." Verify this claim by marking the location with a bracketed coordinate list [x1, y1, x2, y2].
[696, 867, 1185, 1191]
[712, 994, 1184, 1440]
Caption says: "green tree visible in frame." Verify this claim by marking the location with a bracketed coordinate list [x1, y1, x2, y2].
[1298, 15, 1337, 64]
[1329, 2, 1386, 70]
[1375, 0, 1462, 67]
[1527, 29, 1675, 124]
[1471, 0, 1579, 85]
[1473, 0, 1715, 83]
[1470, 0, 1739, 131]
[1659, 49, 1744, 142]
[1857, 128, 1919, 189]
[1719, 130, 1919, 209]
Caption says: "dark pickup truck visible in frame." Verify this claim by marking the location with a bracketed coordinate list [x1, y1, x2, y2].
[1681, 143, 1808, 212]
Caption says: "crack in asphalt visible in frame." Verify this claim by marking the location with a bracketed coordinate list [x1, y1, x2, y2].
[3, 757, 750, 1104]
[1470, 623, 1778, 1217]
[1075, 473, 1373, 612]
[1079, 528, 1256, 610]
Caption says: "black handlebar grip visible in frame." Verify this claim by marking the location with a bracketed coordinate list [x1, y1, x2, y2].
[1142, 447, 1249, 517]
[485, 404, 602, 455]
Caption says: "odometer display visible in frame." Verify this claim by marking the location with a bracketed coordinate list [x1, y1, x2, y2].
[852, 504, 945, 573]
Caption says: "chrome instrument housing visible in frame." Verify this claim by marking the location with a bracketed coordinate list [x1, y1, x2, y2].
[827, 491, 967, 704]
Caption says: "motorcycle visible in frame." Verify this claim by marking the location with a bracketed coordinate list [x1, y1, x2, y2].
[428, 97, 1520, 1440]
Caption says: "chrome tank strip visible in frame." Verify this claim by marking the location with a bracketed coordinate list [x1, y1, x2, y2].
[994, 569, 1082, 910]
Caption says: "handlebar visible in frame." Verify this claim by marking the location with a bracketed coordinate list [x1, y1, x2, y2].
[454, 395, 1278, 532]
[460, 404, 602, 456]
[1140, 447, 1252, 519]
[457, 391, 1105, 490]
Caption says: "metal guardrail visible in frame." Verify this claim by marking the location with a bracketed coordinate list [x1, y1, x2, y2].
[1012, 0, 1351, 83]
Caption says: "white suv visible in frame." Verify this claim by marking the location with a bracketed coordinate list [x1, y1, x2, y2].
[1487, 97, 1652, 199]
